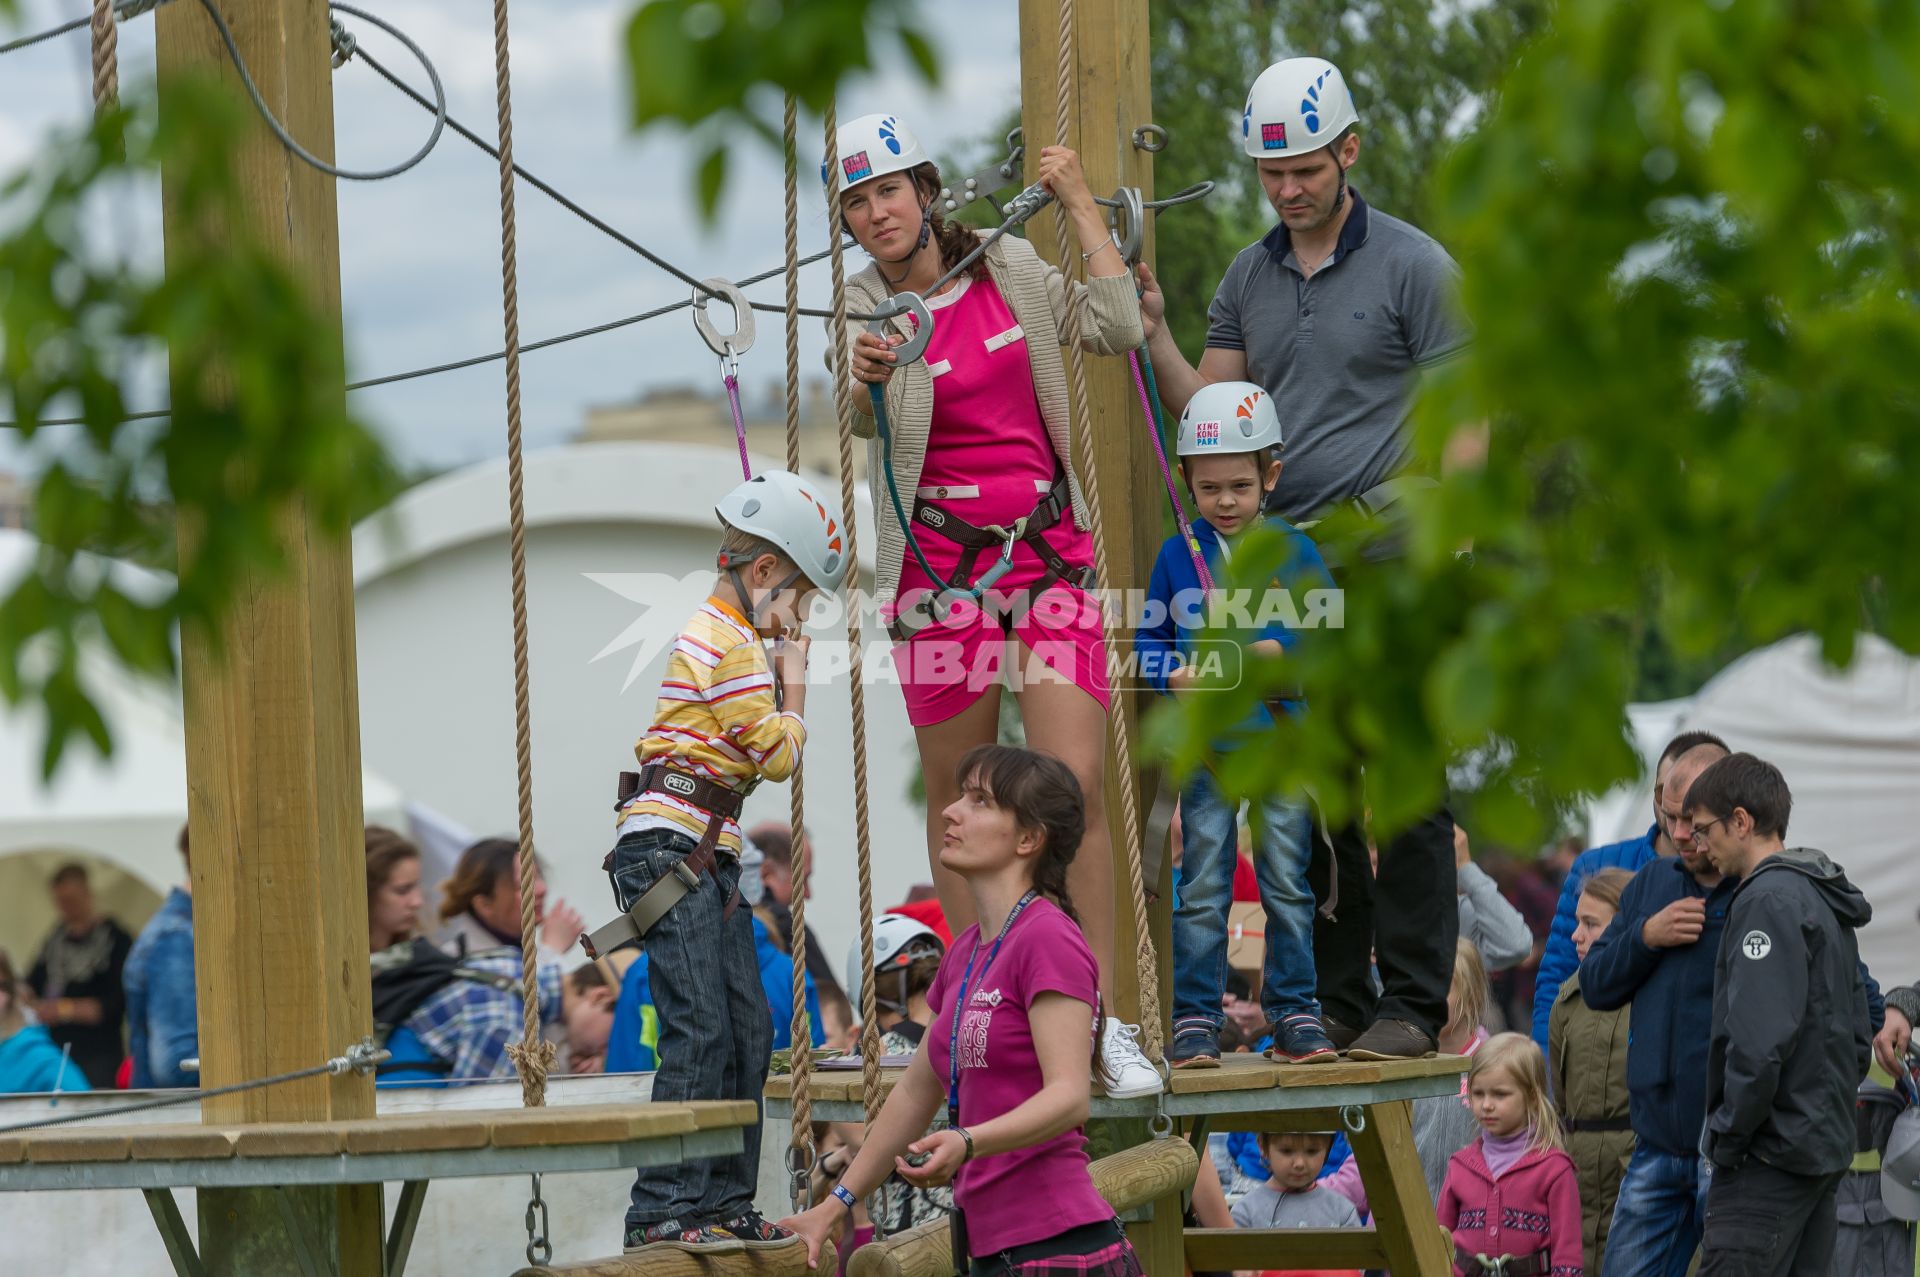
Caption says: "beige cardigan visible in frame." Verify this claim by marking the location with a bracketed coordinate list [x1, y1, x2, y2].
[833, 231, 1144, 606]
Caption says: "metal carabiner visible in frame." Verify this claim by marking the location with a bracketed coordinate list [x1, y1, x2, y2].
[785, 1143, 817, 1212]
[523, 1173, 552, 1267]
[691, 276, 756, 362]
[971, 522, 1023, 594]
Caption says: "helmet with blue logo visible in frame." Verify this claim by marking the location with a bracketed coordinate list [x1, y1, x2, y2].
[822, 113, 930, 194]
[1241, 57, 1360, 159]
[1177, 381, 1284, 456]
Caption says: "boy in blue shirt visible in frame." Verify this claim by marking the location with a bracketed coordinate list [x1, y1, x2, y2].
[1136, 381, 1338, 1067]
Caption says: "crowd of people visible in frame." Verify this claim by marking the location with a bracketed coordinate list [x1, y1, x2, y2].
[4, 45, 1916, 1277]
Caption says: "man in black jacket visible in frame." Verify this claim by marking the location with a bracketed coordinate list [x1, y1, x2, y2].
[1688, 753, 1874, 1277]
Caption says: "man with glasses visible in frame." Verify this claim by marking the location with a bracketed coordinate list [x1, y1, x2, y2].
[1529, 730, 1730, 1054]
[1688, 753, 1874, 1277]
[1577, 740, 1731, 1277]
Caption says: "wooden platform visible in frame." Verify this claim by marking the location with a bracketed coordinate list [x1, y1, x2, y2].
[770, 1054, 1469, 1275]
[766, 1051, 1470, 1121]
[0, 1099, 756, 1191]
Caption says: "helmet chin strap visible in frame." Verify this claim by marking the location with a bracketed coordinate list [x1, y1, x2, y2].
[719, 554, 804, 634]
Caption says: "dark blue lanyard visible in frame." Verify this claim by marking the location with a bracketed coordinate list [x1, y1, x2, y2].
[945, 890, 1038, 1124]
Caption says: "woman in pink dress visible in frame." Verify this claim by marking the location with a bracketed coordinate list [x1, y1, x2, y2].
[829, 114, 1151, 1092]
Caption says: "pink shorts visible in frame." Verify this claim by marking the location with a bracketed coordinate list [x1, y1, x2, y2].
[888, 512, 1112, 728]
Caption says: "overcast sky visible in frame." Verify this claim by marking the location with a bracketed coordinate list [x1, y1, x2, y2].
[0, 0, 1021, 471]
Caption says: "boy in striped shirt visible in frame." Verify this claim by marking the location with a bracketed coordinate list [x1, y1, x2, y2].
[610, 471, 851, 1256]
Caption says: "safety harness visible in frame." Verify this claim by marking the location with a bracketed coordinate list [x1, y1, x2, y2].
[886, 475, 1095, 643]
[580, 763, 752, 959]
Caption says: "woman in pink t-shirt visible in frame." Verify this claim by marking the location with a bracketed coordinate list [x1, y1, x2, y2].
[829, 116, 1149, 1092]
[783, 745, 1142, 1276]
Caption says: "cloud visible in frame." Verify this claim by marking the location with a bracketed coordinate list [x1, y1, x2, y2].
[2, 0, 1020, 470]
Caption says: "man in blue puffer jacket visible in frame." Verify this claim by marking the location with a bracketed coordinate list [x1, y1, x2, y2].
[1530, 730, 1728, 1053]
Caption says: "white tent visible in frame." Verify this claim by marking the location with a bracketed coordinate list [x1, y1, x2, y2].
[1588, 633, 1920, 983]
[0, 529, 411, 957]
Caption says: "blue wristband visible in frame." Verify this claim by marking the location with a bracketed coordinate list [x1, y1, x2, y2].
[831, 1184, 857, 1212]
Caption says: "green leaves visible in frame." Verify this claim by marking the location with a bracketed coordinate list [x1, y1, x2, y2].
[1153, 0, 1920, 849]
[0, 79, 397, 776]
[624, 0, 940, 217]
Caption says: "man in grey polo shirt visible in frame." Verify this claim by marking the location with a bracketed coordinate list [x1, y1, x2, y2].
[1141, 55, 1468, 1060]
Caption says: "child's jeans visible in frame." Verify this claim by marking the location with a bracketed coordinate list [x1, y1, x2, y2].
[1172, 766, 1320, 1029]
[610, 826, 770, 1230]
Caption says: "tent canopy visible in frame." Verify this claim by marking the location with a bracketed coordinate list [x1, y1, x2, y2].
[1589, 633, 1920, 983]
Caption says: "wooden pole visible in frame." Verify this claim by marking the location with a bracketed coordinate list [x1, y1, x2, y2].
[1019, 2, 1179, 1271]
[154, 0, 379, 1267]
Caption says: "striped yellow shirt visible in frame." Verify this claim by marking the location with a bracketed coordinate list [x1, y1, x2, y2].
[618, 596, 805, 854]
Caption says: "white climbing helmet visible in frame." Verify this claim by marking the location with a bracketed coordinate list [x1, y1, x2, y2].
[846, 914, 945, 1016]
[1241, 57, 1360, 159]
[715, 471, 851, 594]
[1177, 381, 1284, 456]
[822, 113, 930, 193]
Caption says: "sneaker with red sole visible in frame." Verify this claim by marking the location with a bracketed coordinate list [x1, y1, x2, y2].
[1266, 1013, 1340, 1063]
[1169, 1019, 1222, 1069]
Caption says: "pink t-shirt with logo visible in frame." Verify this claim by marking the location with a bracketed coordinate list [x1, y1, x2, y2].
[923, 897, 1112, 1257]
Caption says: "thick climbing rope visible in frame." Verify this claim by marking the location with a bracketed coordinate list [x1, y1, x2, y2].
[1047, 0, 1164, 1062]
[823, 103, 887, 1134]
[89, 0, 116, 112]
[780, 91, 818, 1211]
[485, 0, 552, 1110]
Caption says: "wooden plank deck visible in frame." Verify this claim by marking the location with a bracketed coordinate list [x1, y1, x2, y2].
[0, 1100, 759, 1192]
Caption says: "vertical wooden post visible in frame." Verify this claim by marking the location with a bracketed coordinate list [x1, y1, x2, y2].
[154, 0, 379, 1267]
[1020, 2, 1180, 1271]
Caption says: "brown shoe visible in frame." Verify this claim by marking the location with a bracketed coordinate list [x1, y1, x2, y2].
[1321, 1015, 1362, 1053]
[1345, 1018, 1437, 1061]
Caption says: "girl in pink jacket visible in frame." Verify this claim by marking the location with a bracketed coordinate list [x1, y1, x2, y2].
[1436, 1032, 1584, 1277]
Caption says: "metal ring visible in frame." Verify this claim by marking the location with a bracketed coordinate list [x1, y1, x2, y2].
[1107, 186, 1144, 267]
[1340, 1104, 1367, 1135]
[1132, 123, 1169, 153]
[785, 1144, 817, 1176]
[1148, 1111, 1175, 1140]
[867, 292, 934, 366]
[691, 276, 756, 359]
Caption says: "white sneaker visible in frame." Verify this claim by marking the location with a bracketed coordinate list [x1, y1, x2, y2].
[1098, 1020, 1165, 1099]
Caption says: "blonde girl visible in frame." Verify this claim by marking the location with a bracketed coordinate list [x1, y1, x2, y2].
[1437, 1033, 1583, 1275]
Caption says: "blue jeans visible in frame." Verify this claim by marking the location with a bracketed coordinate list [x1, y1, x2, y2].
[611, 828, 770, 1229]
[1172, 767, 1318, 1028]
[1603, 1143, 1713, 1277]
